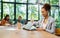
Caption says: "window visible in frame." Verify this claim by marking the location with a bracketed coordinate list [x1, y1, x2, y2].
[51, 7, 59, 20]
[28, 0, 37, 3]
[16, 4, 26, 19]
[39, 0, 49, 4]
[3, 0, 14, 2]
[50, 0, 59, 5]
[16, 0, 27, 3]
[0, 0, 59, 21]
[0, 3, 1, 20]
[59, 0, 60, 6]
[28, 5, 38, 20]
[3, 3, 14, 19]
[39, 5, 43, 20]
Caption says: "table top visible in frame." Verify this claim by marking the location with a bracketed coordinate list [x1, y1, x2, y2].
[0, 29, 60, 38]
[0, 26, 60, 38]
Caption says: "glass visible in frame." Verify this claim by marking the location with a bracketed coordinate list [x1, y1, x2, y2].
[39, 5, 43, 20]
[38, 0, 49, 4]
[3, 3, 14, 19]
[16, 0, 27, 3]
[51, 7, 59, 20]
[55, 8, 60, 25]
[28, 5, 38, 20]
[50, 0, 59, 5]
[28, 0, 37, 3]
[16, 4, 26, 19]
[59, 0, 60, 6]
[3, 0, 14, 2]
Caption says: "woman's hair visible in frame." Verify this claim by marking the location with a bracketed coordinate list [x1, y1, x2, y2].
[42, 3, 51, 11]
[19, 16, 22, 18]
[4, 15, 9, 20]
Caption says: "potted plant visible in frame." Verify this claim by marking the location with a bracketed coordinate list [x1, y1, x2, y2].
[55, 17, 60, 35]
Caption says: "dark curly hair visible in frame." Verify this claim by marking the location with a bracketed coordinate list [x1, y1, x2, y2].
[42, 3, 51, 11]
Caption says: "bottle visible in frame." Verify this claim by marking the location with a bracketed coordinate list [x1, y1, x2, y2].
[17, 22, 21, 29]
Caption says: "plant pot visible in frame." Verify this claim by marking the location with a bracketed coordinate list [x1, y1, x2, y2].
[55, 28, 60, 35]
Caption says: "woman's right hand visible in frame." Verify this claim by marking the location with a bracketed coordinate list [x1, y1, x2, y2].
[36, 28, 45, 31]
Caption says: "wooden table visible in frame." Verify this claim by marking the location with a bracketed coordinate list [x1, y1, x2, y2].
[0, 29, 60, 38]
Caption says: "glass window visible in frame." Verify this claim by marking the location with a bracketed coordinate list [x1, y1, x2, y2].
[0, 3, 1, 20]
[28, 5, 38, 20]
[51, 7, 59, 20]
[16, 0, 27, 3]
[50, 0, 59, 5]
[3, 3, 14, 19]
[28, 0, 37, 3]
[39, 5, 43, 20]
[3, 0, 14, 2]
[59, 0, 60, 6]
[38, 0, 49, 4]
[16, 4, 26, 19]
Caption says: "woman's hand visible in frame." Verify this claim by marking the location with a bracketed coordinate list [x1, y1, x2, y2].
[36, 28, 45, 31]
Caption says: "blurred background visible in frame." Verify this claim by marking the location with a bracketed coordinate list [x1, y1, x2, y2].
[0, 0, 60, 24]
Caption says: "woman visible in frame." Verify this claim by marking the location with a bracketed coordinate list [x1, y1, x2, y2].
[1, 15, 11, 26]
[36, 4, 56, 34]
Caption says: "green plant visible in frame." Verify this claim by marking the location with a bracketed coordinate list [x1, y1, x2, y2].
[55, 17, 60, 28]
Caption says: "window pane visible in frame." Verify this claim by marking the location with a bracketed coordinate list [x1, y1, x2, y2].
[50, 0, 59, 5]
[3, 0, 14, 2]
[16, 0, 27, 3]
[59, 0, 60, 6]
[0, 3, 1, 20]
[3, 3, 14, 19]
[16, 4, 26, 19]
[28, 0, 37, 3]
[58, 8, 60, 22]
[39, 5, 43, 20]
[28, 5, 38, 20]
[38, 0, 49, 4]
[51, 7, 59, 20]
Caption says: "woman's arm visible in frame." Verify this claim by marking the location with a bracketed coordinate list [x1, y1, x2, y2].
[46, 21, 56, 34]
[1, 20, 6, 25]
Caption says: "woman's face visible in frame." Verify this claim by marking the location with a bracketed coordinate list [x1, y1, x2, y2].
[41, 8, 48, 17]
[6, 16, 10, 20]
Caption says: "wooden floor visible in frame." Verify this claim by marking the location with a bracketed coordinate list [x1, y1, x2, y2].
[0, 29, 60, 38]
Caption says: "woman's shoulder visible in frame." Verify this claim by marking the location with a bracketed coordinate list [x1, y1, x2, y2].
[49, 16, 55, 22]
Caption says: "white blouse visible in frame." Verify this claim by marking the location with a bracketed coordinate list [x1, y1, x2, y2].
[42, 19, 48, 29]
[42, 23, 47, 29]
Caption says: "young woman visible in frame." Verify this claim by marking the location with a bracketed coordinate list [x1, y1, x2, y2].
[36, 4, 56, 34]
